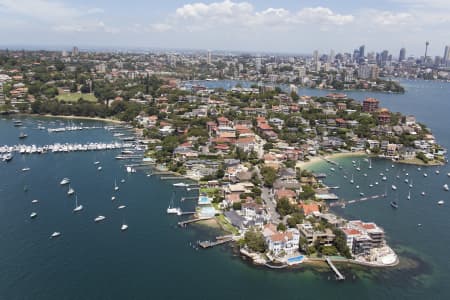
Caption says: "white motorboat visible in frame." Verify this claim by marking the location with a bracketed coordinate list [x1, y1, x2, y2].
[94, 161, 100, 165]
[382, 176, 387, 181]
[173, 182, 189, 187]
[30, 212, 37, 219]
[350, 174, 354, 184]
[407, 191, 411, 200]
[409, 180, 413, 188]
[94, 215, 106, 222]
[423, 173, 428, 177]
[97, 166, 102, 171]
[356, 185, 360, 189]
[369, 184, 374, 187]
[405, 178, 409, 183]
[447, 173, 450, 177]
[50, 232, 61, 238]
[375, 182, 379, 185]
[167, 207, 181, 214]
[114, 180, 119, 191]
[121, 224, 128, 231]
[392, 185, 397, 190]
[444, 184, 449, 191]
[31, 199, 39, 204]
[421, 192, 426, 196]
[118, 205, 126, 209]
[436, 170, 440, 174]
[438, 200, 445, 205]
[60, 178, 70, 185]
[111, 196, 116, 201]
[22, 168, 31, 172]
[121, 179, 125, 183]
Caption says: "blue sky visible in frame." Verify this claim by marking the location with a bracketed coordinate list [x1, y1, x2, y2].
[1, 0, 449, 56]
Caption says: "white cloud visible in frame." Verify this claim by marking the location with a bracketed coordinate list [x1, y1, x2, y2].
[371, 11, 414, 26]
[151, 1, 354, 32]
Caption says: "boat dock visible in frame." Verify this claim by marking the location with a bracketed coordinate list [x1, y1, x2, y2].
[326, 257, 345, 280]
[0, 142, 133, 155]
[181, 196, 198, 201]
[198, 237, 233, 248]
[178, 217, 213, 227]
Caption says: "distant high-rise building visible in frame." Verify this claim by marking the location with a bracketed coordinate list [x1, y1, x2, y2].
[399, 48, 406, 62]
[255, 57, 262, 71]
[329, 49, 335, 63]
[313, 50, 319, 64]
[72, 46, 79, 57]
[207, 50, 212, 64]
[359, 45, 365, 58]
[353, 49, 360, 61]
[443, 45, 450, 65]
[380, 50, 389, 65]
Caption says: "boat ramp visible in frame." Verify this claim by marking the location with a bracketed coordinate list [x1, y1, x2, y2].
[326, 257, 345, 280]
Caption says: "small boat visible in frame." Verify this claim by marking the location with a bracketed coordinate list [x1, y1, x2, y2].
[22, 168, 31, 172]
[380, 173, 384, 176]
[409, 180, 413, 188]
[418, 167, 421, 171]
[19, 132, 28, 139]
[407, 191, 411, 200]
[111, 196, 116, 201]
[114, 180, 119, 191]
[50, 232, 61, 238]
[436, 170, 440, 175]
[421, 192, 426, 196]
[118, 205, 126, 209]
[423, 173, 428, 177]
[369, 184, 374, 187]
[356, 185, 360, 189]
[97, 166, 102, 171]
[438, 200, 445, 205]
[167, 207, 181, 214]
[121, 224, 128, 231]
[3, 153, 13, 162]
[418, 224, 422, 227]
[392, 185, 397, 190]
[94, 161, 100, 165]
[375, 181, 379, 185]
[363, 173, 367, 177]
[121, 179, 125, 183]
[30, 212, 37, 219]
[330, 167, 335, 172]
[73, 196, 83, 212]
[94, 215, 106, 222]
[31, 199, 39, 204]
[60, 178, 70, 185]
[173, 182, 189, 187]
[447, 173, 450, 177]
[444, 184, 449, 191]
[390, 201, 399, 209]
[404, 178, 409, 183]
[360, 192, 365, 196]
[368, 159, 372, 169]
[67, 186, 75, 195]
[350, 174, 354, 184]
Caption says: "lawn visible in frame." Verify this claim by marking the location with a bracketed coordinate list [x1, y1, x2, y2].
[56, 93, 97, 102]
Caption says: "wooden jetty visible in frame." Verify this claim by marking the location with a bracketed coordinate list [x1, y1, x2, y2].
[329, 193, 387, 207]
[198, 237, 233, 248]
[326, 257, 345, 280]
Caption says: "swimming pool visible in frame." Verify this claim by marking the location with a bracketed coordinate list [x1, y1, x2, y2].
[287, 255, 304, 265]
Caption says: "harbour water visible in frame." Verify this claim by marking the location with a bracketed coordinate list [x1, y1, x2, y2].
[1, 79, 450, 299]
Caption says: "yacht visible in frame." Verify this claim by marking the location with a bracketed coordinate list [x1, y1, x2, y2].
[409, 180, 413, 188]
[118, 205, 126, 209]
[97, 166, 102, 171]
[3, 153, 13, 162]
[167, 207, 181, 214]
[19, 132, 28, 139]
[375, 181, 379, 185]
[121, 179, 125, 183]
[94, 215, 106, 222]
[407, 191, 411, 200]
[447, 173, 450, 177]
[363, 173, 368, 177]
[404, 178, 409, 183]
[67, 186, 75, 195]
[30, 212, 38, 219]
[114, 180, 119, 191]
[423, 173, 428, 177]
[31, 199, 39, 204]
[444, 184, 449, 191]
[173, 182, 189, 187]
[356, 185, 360, 189]
[22, 167, 31, 172]
[356, 161, 361, 171]
[382, 176, 387, 181]
[438, 200, 445, 205]
[392, 185, 397, 190]
[121, 224, 128, 231]
[436, 170, 440, 175]
[60, 178, 70, 185]
[368, 159, 372, 169]
[330, 167, 335, 172]
[50, 232, 61, 238]
[73, 196, 83, 212]
[350, 174, 354, 184]
[94, 161, 100, 165]
[111, 196, 116, 201]
[421, 192, 426, 196]
[360, 192, 365, 196]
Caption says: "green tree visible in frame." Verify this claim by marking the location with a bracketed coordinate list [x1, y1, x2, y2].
[244, 229, 267, 253]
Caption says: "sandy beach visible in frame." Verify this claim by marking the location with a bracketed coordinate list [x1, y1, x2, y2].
[296, 151, 367, 170]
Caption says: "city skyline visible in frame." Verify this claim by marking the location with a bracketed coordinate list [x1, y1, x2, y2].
[1, 0, 450, 56]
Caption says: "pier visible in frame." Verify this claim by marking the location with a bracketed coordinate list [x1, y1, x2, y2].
[329, 193, 387, 207]
[198, 237, 233, 248]
[0, 142, 133, 155]
[326, 257, 345, 281]
[178, 217, 213, 227]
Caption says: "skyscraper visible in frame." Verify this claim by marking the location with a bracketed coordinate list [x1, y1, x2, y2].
[207, 50, 212, 64]
[443, 45, 450, 65]
[399, 48, 406, 62]
[359, 45, 365, 58]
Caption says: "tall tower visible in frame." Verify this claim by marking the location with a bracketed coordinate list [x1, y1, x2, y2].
[443, 45, 450, 65]
[424, 41, 430, 60]
[207, 50, 211, 65]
